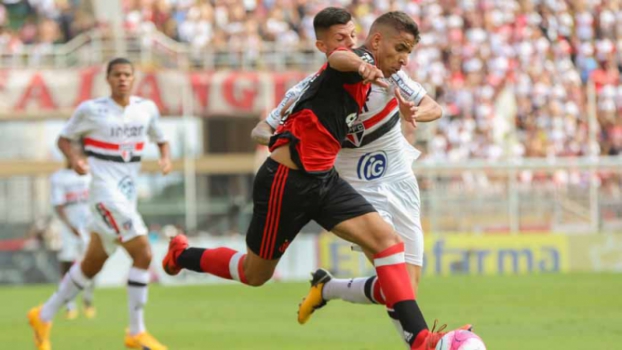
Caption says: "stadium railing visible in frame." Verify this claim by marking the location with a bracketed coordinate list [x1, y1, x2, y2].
[0, 156, 619, 238]
[0, 30, 326, 70]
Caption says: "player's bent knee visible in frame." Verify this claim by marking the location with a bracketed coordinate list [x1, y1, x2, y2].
[142, 248, 153, 264]
[242, 265, 274, 287]
[81, 256, 106, 278]
[244, 273, 271, 287]
[368, 231, 403, 254]
[132, 250, 152, 269]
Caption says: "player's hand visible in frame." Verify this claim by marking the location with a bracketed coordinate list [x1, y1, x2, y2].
[358, 63, 389, 88]
[71, 157, 89, 175]
[395, 87, 418, 128]
[159, 157, 172, 175]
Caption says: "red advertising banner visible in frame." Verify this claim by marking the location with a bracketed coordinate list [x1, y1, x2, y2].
[0, 68, 310, 119]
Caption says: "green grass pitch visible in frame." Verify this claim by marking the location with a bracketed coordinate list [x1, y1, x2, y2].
[3, 273, 622, 349]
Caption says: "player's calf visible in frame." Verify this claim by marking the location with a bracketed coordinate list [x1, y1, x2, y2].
[165, 234, 277, 286]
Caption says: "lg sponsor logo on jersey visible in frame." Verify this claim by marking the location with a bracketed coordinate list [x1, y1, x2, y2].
[357, 151, 388, 180]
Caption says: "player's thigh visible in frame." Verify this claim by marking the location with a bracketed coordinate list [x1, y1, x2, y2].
[387, 179, 424, 267]
[80, 232, 109, 278]
[331, 212, 401, 255]
[246, 158, 314, 261]
[317, 176, 399, 254]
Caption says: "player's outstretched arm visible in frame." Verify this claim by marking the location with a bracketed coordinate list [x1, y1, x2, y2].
[251, 120, 275, 146]
[250, 73, 311, 146]
[327, 50, 388, 88]
[412, 95, 442, 123]
[157, 142, 172, 175]
[392, 70, 442, 123]
[58, 137, 89, 175]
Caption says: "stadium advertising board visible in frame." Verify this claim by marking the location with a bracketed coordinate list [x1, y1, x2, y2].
[567, 234, 622, 272]
[317, 233, 572, 277]
[0, 68, 309, 119]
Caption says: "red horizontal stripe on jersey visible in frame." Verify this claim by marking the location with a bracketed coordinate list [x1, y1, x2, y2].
[84, 138, 145, 151]
[363, 98, 398, 129]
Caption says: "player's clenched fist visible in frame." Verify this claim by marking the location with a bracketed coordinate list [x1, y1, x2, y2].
[358, 63, 389, 88]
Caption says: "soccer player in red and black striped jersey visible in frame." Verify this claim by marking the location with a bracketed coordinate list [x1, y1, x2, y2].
[163, 7, 464, 349]
[253, 9, 472, 349]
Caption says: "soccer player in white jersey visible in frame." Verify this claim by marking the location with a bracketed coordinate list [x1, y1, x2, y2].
[28, 58, 171, 350]
[250, 11, 447, 346]
[50, 164, 95, 320]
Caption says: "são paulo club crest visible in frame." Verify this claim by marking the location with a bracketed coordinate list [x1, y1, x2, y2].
[120, 143, 134, 162]
[357, 151, 388, 180]
[346, 119, 365, 147]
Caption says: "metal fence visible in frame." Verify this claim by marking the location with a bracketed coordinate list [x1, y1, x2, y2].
[0, 30, 326, 71]
[0, 157, 620, 241]
[414, 157, 622, 234]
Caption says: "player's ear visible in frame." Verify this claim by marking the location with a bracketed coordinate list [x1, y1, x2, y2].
[370, 32, 382, 50]
[315, 40, 328, 54]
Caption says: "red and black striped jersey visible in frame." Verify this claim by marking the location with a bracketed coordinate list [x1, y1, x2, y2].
[269, 47, 375, 174]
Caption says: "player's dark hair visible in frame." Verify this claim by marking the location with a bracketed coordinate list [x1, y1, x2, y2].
[106, 57, 134, 76]
[313, 7, 352, 39]
[371, 11, 420, 43]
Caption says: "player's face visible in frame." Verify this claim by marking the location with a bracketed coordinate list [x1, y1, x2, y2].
[316, 21, 357, 55]
[107, 64, 135, 96]
[374, 30, 416, 76]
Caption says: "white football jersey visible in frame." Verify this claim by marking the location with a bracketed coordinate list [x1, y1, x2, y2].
[267, 70, 426, 185]
[60, 96, 166, 205]
[50, 168, 91, 229]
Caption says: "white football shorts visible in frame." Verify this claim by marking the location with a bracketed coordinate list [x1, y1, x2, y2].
[87, 201, 148, 255]
[355, 176, 424, 266]
[57, 225, 88, 262]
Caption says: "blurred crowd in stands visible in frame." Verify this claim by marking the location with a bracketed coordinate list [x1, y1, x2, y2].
[0, 0, 621, 160]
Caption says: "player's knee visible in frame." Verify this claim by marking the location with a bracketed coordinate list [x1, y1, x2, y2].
[385, 232, 403, 247]
[81, 257, 105, 278]
[244, 271, 272, 287]
[133, 249, 152, 269]
[369, 231, 402, 254]
[245, 275, 270, 287]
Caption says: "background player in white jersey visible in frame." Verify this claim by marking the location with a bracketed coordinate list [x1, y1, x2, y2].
[50, 163, 95, 320]
[28, 58, 172, 350]
[250, 10, 445, 346]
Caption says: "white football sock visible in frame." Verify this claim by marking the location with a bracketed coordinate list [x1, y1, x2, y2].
[127, 267, 149, 335]
[387, 311, 410, 349]
[322, 277, 376, 304]
[65, 300, 77, 312]
[82, 281, 95, 307]
[40, 264, 90, 322]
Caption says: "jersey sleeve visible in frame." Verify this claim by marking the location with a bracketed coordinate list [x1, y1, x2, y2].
[391, 71, 427, 105]
[50, 173, 66, 206]
[266, 73, 315, 129]
[328, 47, 376, 83]
[147, 101, 167, 143]
[60, 102, 92, 141]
